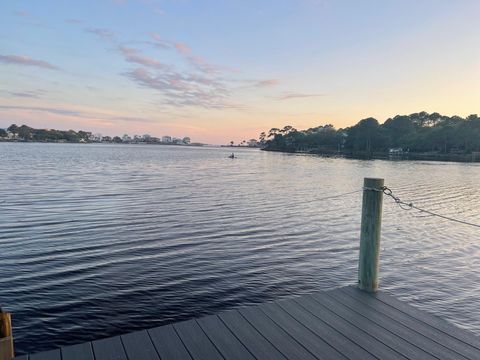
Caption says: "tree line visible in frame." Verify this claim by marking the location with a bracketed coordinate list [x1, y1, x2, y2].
[0, 124, 99, 143]
[260, 112, 480, 155]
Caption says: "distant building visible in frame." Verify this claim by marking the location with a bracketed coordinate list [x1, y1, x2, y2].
[172, 137, 183, 144]
[248, 139, 258, 147]
[182, 137, 191, 144]
[389, 148, 405, 154]
[162, 136, 172, 143]
[143, 134, 152, 141]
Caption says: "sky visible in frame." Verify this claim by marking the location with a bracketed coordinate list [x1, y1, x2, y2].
[1, 0, 479, 144]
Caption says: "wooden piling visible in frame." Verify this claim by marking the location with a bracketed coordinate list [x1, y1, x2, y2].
[358, 177, 384, 292]
[0, 311, 14, 360]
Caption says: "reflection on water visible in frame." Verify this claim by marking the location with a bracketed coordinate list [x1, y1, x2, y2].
[0, 143, 479, 354]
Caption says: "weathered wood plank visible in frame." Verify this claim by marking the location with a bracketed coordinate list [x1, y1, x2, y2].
[29, 349, 60, 360]
[219, 310, 287, 360]
[269, 300, 370, 360]
[121, 330, 160, 360]
[148, 324, 192, 360]
[341, 286, 480, 360]
[61, 342, 94, 360]
[92, 336, 127, 360]
[318, 290, 441, 360]
[174, 319, 223, 360]
[295, 295, 407, 359]
[239, 305, 317, 360]
[197, 315, 254, 360]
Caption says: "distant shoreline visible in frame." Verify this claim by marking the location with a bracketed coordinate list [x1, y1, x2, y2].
[262, 148, 480, 163]
[0, 140, 265, 148]
[0, 139, 205, 146]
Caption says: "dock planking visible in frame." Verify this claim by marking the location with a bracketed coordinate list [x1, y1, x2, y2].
[14, 286, 480, 360]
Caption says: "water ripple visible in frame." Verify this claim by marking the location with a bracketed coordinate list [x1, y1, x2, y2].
[0, 143, 479, 355]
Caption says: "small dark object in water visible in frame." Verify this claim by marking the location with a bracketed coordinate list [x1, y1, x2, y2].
[228, 153, 235, 159]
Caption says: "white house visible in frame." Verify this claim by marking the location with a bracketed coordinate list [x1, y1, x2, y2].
[248, 139, 258, 147]
[162, 136, 172, 143]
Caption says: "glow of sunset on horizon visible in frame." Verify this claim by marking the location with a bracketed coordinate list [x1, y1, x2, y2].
[1, 0, 479, 144]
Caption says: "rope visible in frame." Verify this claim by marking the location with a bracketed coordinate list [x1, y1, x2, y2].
[364, 186, 480, 229]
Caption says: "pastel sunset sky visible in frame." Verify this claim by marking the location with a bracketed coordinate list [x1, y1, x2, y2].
[1, 0, 479, 144]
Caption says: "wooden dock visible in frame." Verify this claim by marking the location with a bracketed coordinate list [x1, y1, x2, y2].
[13, 286, 480, 360]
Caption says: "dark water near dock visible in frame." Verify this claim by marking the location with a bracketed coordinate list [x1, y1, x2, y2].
[1, 143, 479, 354]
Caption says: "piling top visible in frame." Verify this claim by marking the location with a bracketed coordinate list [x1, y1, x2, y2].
[363, 178, 384, 188]
[363, 177, 384, 182]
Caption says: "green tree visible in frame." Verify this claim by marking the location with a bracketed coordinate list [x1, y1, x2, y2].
[18, 125, 33, 140]
[7, 124, 19, 138]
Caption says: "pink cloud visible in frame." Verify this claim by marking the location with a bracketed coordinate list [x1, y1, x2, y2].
[0, 54, 59, 70]
[119, 46, 167, 69]
[276, 92, 325, 100]
[86, 28, 116, 41]
[174, 42, 191, 55]
[256, 79, 280, 87]
[150, 33, 172, 49]
[13, 10, 29, 17]
[124, 67, 241, 109]
[0, 105, 155, 124]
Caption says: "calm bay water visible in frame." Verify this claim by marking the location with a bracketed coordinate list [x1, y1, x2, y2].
[1, 142, 479, 354]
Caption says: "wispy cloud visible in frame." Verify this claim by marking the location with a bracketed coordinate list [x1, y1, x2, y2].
[0, 55, 59, 70]
[119, 46, 167, 69]
[119, 35, 241, 109]
[275, 92, 325, 100]
[172, 41, 226, 75]
[6, 90, 44, 99]
[0, 105, 156, 124]
[0, 105, 83, 117]
[255, 79, 280, 88]
[174, 42, 191, 55]
[150, 33, 171, 49]
[151, 34, 229, 75]
[66, 18, 83, 24]
[86, 28, 116, 41]
[124, 67, 238, 109]
[13, 10, 29, 17]
[89, 31, 272, 110]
